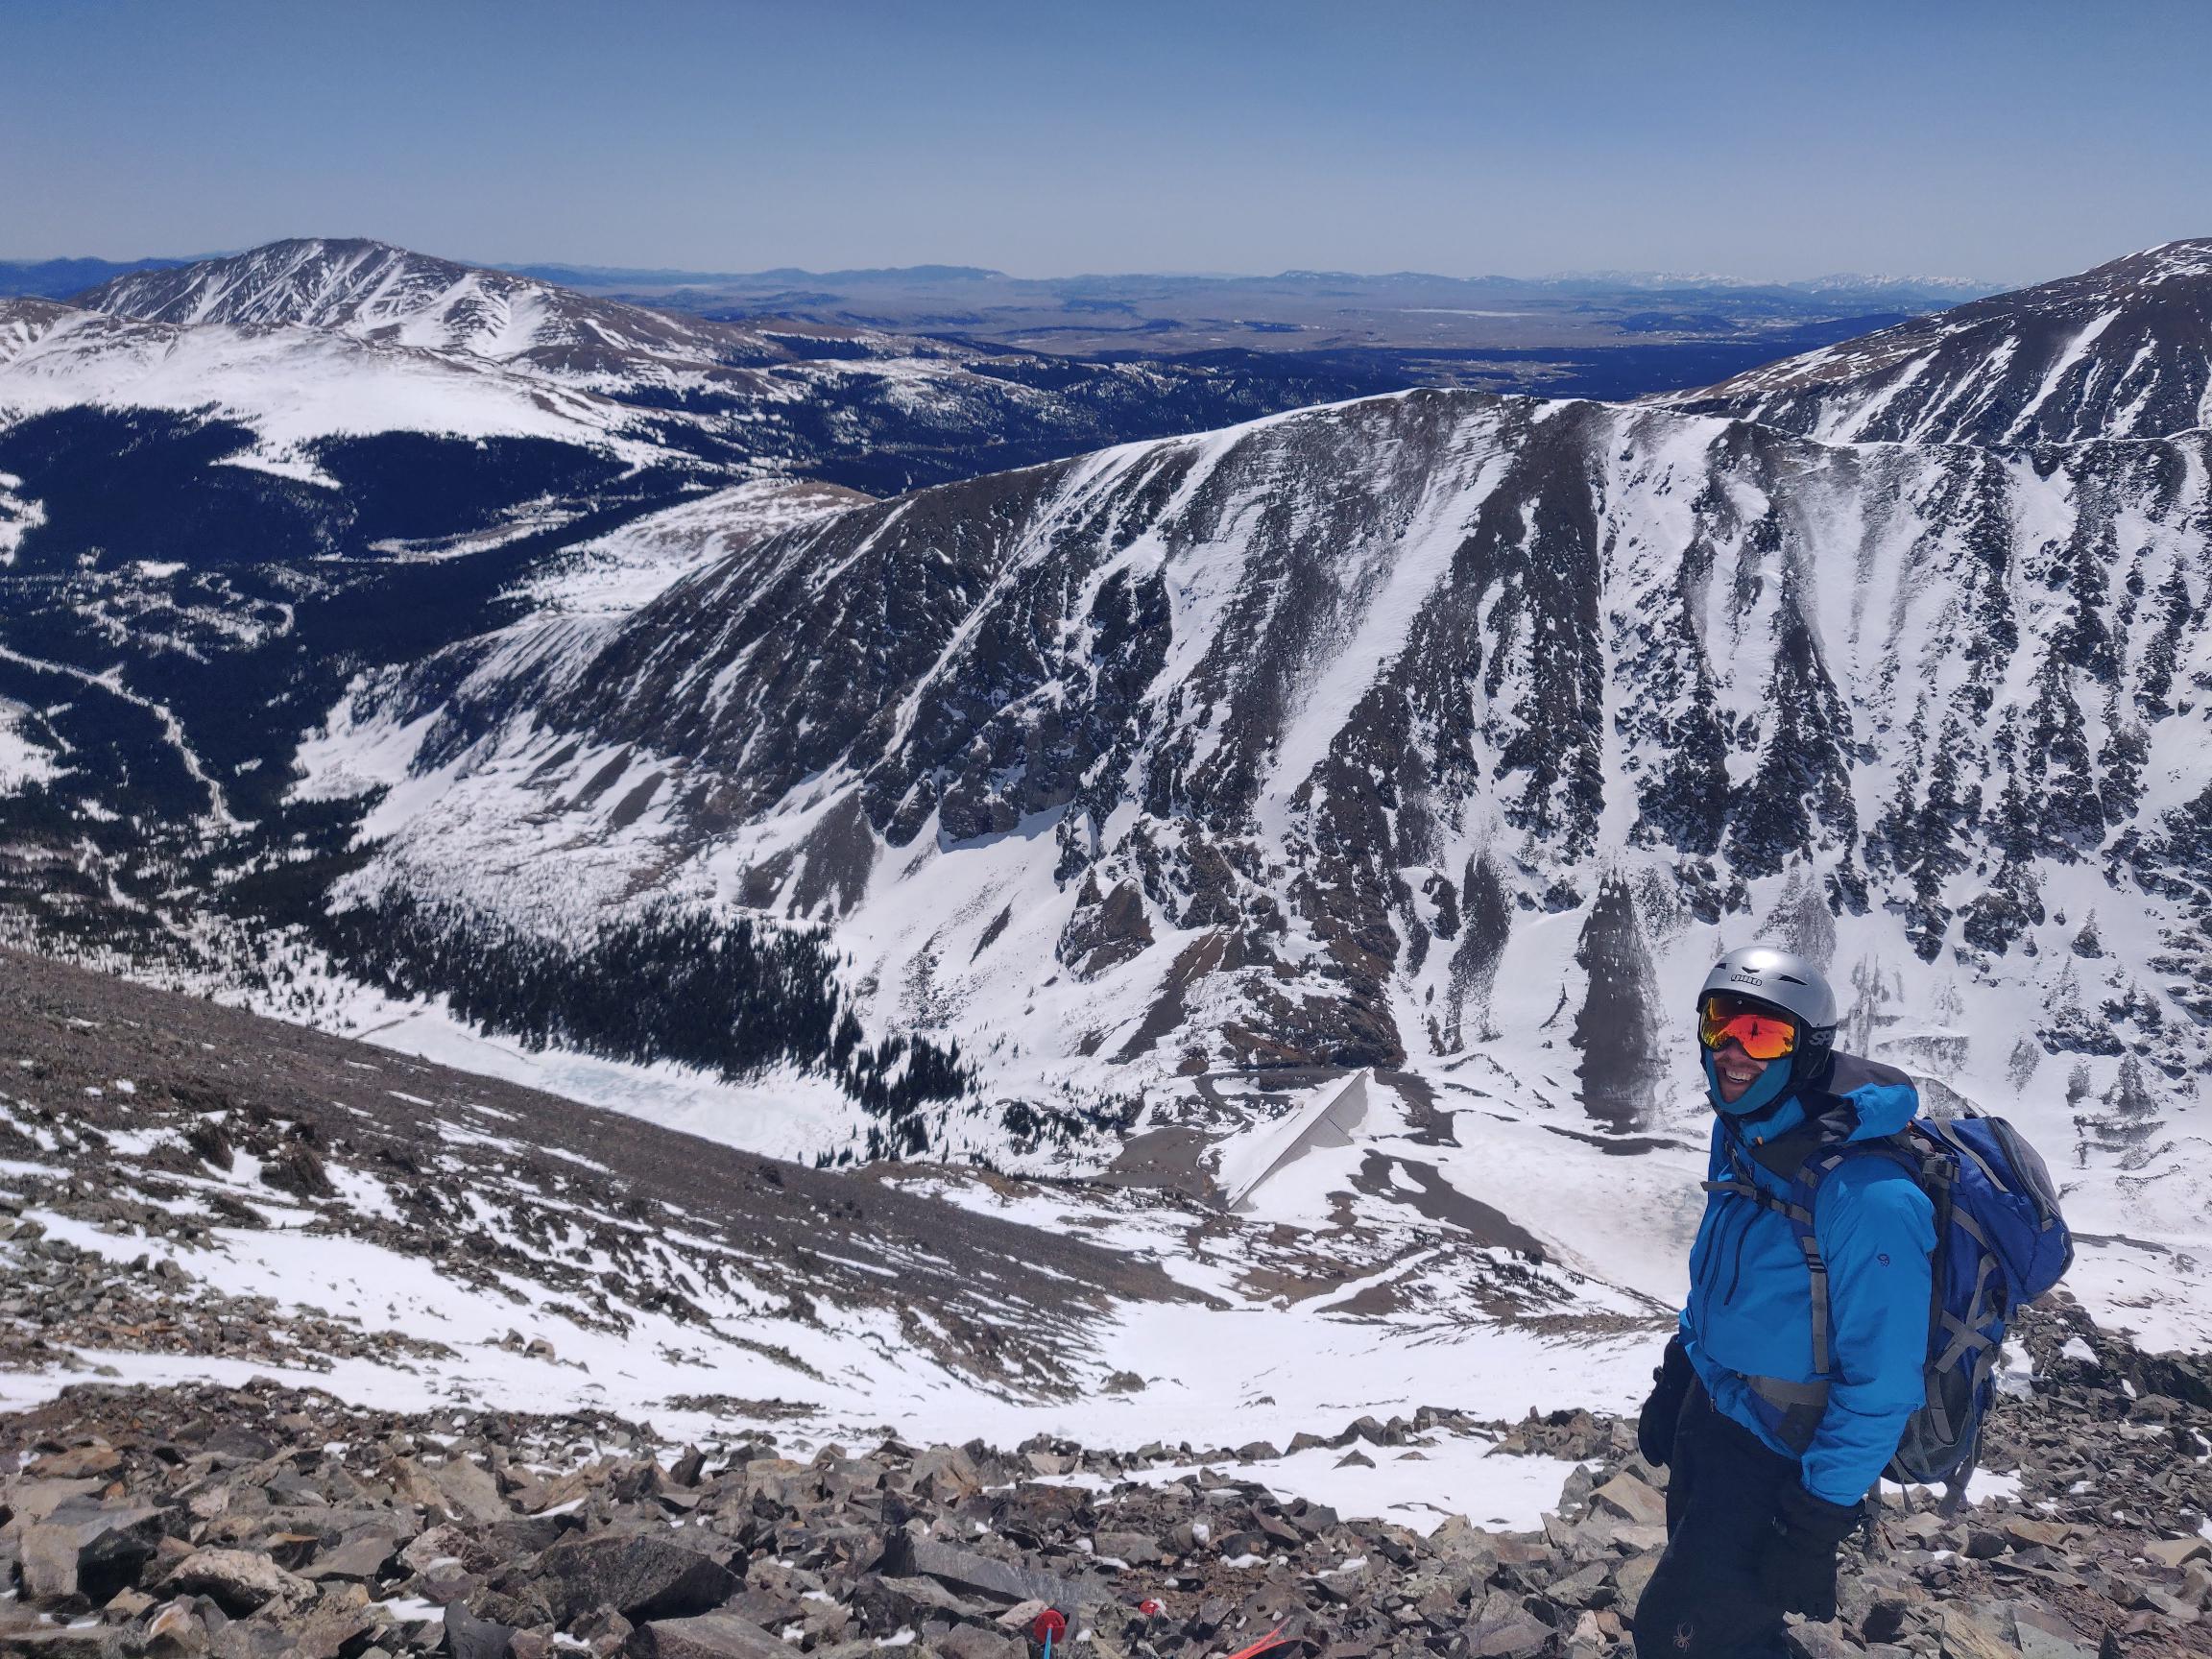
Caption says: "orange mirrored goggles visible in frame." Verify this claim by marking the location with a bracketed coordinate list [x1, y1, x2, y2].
[1698, 994, 1798, 1061]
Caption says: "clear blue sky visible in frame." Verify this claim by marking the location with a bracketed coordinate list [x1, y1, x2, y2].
[5, 0, 2207, 282]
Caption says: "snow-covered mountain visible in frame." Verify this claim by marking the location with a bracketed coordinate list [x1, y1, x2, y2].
[0, 290, 661, 465]
[6, 236, 2210, 1361]
[1666, 239, 2212, 444]
[12, 236, 1415, 493]
[305, 366, 2212, 1350]
[76, 236, 890, 390]
[0, 238, 1413, 983]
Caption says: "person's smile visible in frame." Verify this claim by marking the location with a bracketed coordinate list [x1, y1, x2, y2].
[1712, 1039, 1767, 1104]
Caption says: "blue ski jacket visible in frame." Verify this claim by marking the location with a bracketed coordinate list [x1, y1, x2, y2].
[1677, 1050, 1936, 1505]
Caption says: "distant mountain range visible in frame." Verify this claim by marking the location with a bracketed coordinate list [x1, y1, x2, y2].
[0, 252, 2005, 413]
[494, 262, 1993, 303]
[0, 254, 196, 298]
[0, 252, 1995, 301]
[5, 237, 1407, 491]
[1, 250, 1993, 325]
[494, 261, 1995, 361]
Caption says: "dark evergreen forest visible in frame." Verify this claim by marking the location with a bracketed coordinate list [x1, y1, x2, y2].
[321, 895, 971, 1155]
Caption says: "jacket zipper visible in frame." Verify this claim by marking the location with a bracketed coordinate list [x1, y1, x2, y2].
[1695, 1208, 1719, 1330]
[1722, 1205, 1753, 1304]
[1715, 1126, 1761, 1308]
[1699, 1199, 1746, 1314]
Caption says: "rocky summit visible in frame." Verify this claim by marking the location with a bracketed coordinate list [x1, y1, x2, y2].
[1, 1292, 2207, 1659]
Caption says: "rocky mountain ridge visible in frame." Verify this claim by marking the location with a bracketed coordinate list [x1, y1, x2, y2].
[73, 238, 856, 380]
[315, 382, 2211, 1129]
[1666, 239, 2212, 445]
[0, 947, 1185, 1408]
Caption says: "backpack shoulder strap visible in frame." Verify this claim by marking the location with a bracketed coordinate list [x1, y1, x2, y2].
[1702, 1141, 1816, 1226]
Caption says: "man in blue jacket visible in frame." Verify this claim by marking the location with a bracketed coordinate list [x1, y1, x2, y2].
[1632, 947, 1936, 1657]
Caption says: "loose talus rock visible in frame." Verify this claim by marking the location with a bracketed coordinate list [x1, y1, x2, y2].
[0, 1318, 2195, 1659]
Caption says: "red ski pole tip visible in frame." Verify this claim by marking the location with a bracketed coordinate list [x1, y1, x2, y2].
[1032, 1610, 1069, 1644]
[1139, 1599, 1164, 1618]
[1220, 1623, 1291, 1659]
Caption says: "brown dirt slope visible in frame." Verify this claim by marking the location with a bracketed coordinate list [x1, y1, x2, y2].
[0, 948, 1200, 1394]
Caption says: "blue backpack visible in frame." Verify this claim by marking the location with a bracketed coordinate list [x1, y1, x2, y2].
[1722, 1110, 2073, 1498]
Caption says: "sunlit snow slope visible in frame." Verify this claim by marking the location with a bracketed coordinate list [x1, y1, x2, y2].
[0, 949, 1638, 1529]
[1666, 238, 2212, 445]
[0, 293, 658, 465]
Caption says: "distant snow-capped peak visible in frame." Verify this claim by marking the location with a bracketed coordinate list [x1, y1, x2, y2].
[74, 236, 807, 378]
[0, 287, 668, 462]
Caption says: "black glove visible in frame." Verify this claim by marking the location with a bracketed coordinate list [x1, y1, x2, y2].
[1757, 1480, 1863, 1620]
[1636, 1336, 1693, 1467]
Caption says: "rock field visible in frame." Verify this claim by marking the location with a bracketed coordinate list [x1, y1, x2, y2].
[3, 1290, 2210, 1659]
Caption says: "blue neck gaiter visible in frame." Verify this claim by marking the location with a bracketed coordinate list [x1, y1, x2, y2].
[1703, 1047, 1796, 1121]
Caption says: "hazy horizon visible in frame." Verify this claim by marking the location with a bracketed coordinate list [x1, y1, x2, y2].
[5, 0, 2208, 286]
[0, 241, 2032, 289]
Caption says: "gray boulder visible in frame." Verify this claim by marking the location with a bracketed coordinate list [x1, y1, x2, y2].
[627, 1612, 795, 1659]
[535, 1532, 738, 1622]
[164, 1548, 312, 1618]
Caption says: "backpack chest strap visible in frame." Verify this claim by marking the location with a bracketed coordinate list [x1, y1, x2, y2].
[1700, 1175, 1816, 1228]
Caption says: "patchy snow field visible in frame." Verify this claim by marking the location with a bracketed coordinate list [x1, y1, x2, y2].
[0, 951, 1659, 1534]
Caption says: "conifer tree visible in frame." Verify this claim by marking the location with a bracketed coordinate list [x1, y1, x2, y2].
[2023, 651, 2104, 855]
[1571, 874, 1665, 1130]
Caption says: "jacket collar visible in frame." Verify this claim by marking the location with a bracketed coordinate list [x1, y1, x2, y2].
[1719, 1049, 1919, 1180]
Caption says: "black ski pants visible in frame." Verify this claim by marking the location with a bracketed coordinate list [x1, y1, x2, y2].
[1631, 1380, 1798, 1659]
